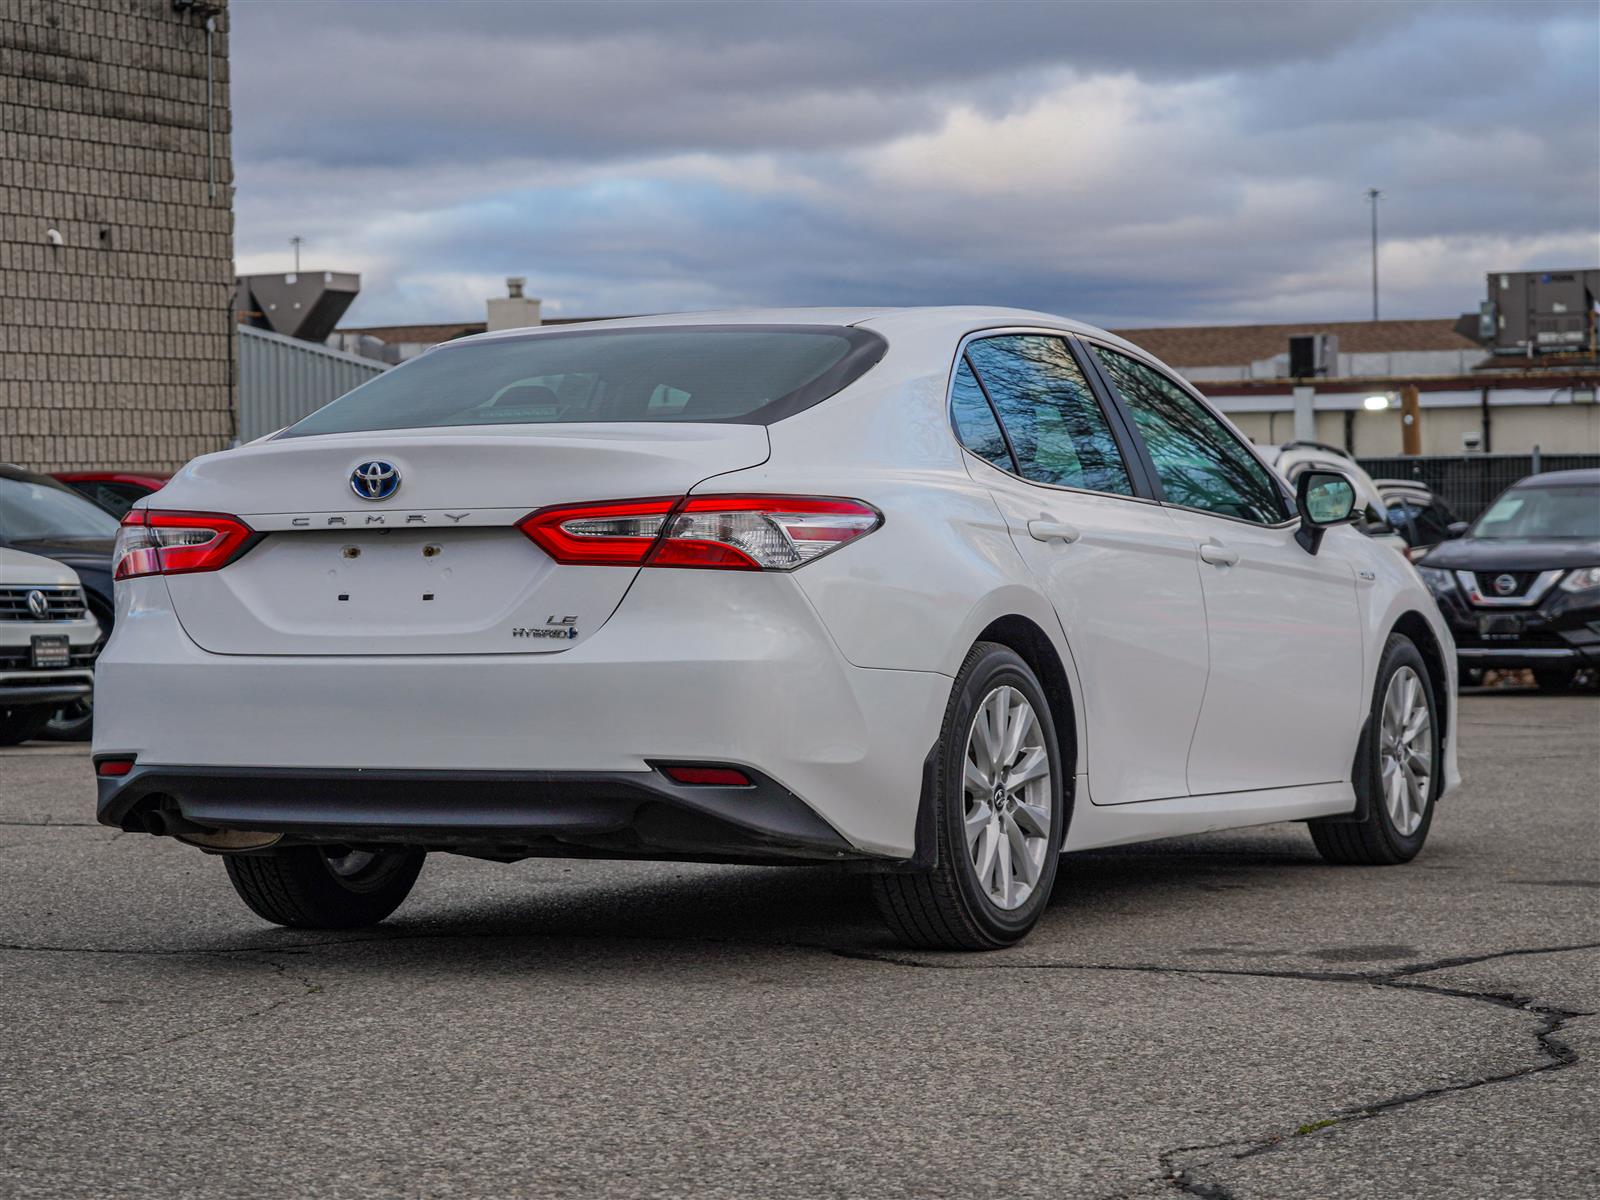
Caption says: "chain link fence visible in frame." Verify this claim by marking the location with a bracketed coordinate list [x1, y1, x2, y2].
[1355, 453, 1600, 521]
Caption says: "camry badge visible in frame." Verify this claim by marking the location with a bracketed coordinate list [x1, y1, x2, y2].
[350, 461, 400, 501]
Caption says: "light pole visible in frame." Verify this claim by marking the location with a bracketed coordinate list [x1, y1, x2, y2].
[1365, 188, 1382, 321]
[289, 235, 303, 274]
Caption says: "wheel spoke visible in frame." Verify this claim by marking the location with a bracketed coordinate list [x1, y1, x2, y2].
[1000, 696, 1033, 768]
[965, 753, 992, 797]
[1013, 799, 1050, 839]
[1008, 746, 1049, 788]
[995, 827, 1014, 906]
[975, 694, 1003, 774]
[973, 820, 998, 888]
[965, 801, 992, 849]
[1006, 817, 1039, 886]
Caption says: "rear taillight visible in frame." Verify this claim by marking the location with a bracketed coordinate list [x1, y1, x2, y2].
[518, 495, 881, 571]
[113, 510, 257, 580]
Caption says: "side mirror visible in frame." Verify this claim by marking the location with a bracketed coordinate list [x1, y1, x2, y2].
[1294, 469, 1358, 554]
[1447, 521, 1470, 538]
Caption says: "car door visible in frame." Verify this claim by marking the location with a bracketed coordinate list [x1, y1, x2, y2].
[952, 332, 1210, 805]
[1086, 343, 1365, 795]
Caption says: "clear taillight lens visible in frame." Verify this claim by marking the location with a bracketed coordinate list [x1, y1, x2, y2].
[518, 495, 881, 570]
[113, 509, 258, 580]
[653, 496, 882, 570]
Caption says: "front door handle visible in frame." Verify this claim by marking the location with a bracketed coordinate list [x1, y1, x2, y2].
[1198, 541, 1239, 566]
[1027, 520, 1081, 544]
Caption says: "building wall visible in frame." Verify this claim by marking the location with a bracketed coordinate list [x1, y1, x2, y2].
[1220, 401, 1599, 455]
[0, 0, 234, 472]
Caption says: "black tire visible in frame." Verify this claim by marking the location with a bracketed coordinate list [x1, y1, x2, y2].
[872, 642, 1066, 950]
[1533, 668, 1577, 693]
[0, 705, 54, 746]
[1311, 633, 1440, 865]
[224, 845, 425, 928]
[40, 696, 93, 742]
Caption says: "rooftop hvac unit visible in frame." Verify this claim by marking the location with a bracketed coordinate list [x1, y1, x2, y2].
[1481, 269, 1600, 356]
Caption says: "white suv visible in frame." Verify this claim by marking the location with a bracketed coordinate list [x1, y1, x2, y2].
[95, 309, 1459, 947]
[0, 548, 100, 745]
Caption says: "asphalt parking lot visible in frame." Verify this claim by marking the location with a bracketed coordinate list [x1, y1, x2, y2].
[1, 690, 1595, 1199]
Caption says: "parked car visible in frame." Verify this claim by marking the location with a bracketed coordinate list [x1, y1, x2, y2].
[1259, 442, 1409, 556]
[94, 308, 1460, 948]
[0, 547, 101, 745]
[0, 464, 119, 739]
[53, 471, 170, 519]
[1375, 478, 1470, 561]
[1417, 468, 1600, 690]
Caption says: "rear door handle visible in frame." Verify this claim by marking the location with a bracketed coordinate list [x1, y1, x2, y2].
[1198, 541, 1239, 566]
[1027, 520, 1081, 544]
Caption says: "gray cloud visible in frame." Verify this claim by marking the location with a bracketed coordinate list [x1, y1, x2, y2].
[229, 0, 1599, 329]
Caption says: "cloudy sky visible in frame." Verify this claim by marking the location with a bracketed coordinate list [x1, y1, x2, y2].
[230, 0, 1599, 330]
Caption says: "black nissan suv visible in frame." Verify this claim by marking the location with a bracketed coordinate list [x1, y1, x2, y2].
[1416, 468, 1600, 690]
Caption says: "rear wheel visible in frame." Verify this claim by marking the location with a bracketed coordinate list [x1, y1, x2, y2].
[224, 845, 425, 928]
[0, 705, 54, 746]
[1311, 634, 1439, 865]
[872, 642, 1066, 950]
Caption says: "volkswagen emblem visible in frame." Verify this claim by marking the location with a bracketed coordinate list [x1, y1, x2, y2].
[1493, 574, 1518, 597]
[25, 589, 49, 619]
[350, 460, 400, 501]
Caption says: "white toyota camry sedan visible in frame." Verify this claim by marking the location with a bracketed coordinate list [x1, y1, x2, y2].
[94, 308, 1460, 949]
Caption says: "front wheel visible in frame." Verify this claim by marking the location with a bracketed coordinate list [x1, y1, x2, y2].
[224, 845, 425, 928]
[1311, 633, 1440, 865]
[872, 642, 1066, 950]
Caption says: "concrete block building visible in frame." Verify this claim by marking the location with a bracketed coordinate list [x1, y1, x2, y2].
[0, 0, 234, 472]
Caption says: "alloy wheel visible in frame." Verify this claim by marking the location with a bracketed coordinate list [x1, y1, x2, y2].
[962, 685, 1052, 910]
[1379, 665, 1432, 837]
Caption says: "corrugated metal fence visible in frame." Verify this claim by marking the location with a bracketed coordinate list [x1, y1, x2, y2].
[1357, 453, 1600, 521]
[236, 325, 388, 443]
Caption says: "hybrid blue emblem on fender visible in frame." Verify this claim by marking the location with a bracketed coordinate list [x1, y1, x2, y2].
[350, 461, 400, 501]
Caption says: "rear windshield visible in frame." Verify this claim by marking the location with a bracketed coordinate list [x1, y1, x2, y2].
[0, 474, 121, 543]
[1471, 483, 1600, 540]
[281, 325, 886, 437]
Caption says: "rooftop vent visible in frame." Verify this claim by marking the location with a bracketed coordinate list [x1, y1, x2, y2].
[235, 271, 360, 343]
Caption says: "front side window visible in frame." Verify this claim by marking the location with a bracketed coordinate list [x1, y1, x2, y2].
[963, 336, 1133, 495]
[1092, 347, 1285, 524]
[281, 326, 885, 436]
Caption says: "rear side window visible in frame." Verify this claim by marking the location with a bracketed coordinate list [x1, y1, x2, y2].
[1092, 346, 1286, 524]
[949, 358, 1012, 470]
[963, 336, 1133, 495]
[281, 326, 886, 436]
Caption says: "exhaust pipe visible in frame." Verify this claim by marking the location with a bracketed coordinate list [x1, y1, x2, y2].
[141, 808, 280, 851]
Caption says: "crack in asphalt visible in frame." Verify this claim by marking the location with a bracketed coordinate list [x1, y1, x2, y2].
[825, 941, 1599, 1197]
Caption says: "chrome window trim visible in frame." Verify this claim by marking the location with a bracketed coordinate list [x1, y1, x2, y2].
[944, 326, 1155, 507]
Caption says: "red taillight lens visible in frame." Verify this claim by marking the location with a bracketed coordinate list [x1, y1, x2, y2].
[517, 497, 679, 566]
[113, 510, 257, 580]
[96, 758, 135, 777]
[518, 495, 881, 571]
[662, 765, 753, 787]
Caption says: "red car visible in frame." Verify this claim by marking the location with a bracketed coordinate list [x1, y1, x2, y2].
[52, 471, 170, 519]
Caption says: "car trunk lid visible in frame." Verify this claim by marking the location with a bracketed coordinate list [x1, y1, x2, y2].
[155, 424, 769, 655]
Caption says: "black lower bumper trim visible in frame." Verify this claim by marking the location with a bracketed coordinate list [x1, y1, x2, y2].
[1456, 646, 1599, 669]
[0, 682, 92, 705]
[96, 763, 863, 864]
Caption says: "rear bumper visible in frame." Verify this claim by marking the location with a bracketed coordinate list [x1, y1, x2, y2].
[96, 763, 862, 864]
[93, 571, 951, 857]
